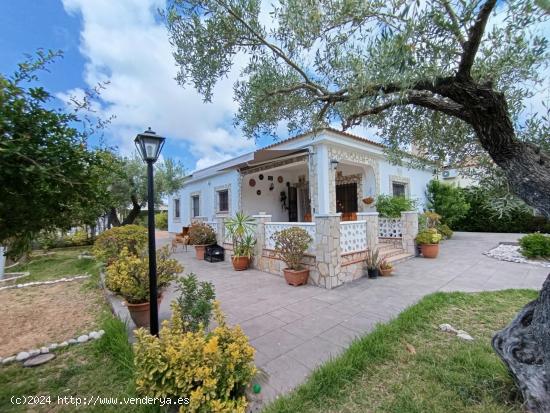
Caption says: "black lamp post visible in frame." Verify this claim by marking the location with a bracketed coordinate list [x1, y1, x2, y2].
[134, 127, 166, 336]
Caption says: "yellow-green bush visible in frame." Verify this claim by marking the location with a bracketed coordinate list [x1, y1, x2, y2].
[92, 225, 147, 263]
[105, 246, 182, 303]
[134, 301, 256, 413]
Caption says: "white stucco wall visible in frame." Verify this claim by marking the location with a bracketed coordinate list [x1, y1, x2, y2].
[241, 169, 306, 221]
[378, 160, 433, 210]
[167, 170, 240, 233]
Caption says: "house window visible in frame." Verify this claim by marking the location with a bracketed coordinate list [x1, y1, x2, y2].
[217, 189, 229, 212]
[191, 195, 200, 217]
[174, 199, 180, 219]
[392, 182, 407, 198]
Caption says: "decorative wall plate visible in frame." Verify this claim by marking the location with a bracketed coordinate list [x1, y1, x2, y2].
[256, 190, 261, 195]
[249, 178, 256, 187]
[259, 174, 264, 180]
[268, 176, 273, 181]
[277, 176, 283, 183]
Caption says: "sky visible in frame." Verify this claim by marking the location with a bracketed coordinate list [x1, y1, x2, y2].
[0, 0, 268, 172]
[0, 1, 547, 173]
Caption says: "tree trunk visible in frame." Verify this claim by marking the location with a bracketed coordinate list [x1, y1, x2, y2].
[493, 274, 550, 412]
[443, 81, 550, 411]
[442, 80, 550, 217]
[107, 207, 120, 227]
[120, 194, 142, 226]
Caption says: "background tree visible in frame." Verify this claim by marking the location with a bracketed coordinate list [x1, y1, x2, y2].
[165, 0, 549, 409]
[0, 51, 111, 257]
[426, 180, 470, 227]
[102, 154, 186, 227]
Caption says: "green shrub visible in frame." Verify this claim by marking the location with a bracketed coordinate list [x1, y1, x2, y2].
[105, 246, 182, 302]
[92, 225, 147, 263]
[426, 180, 470, 227]
[272, 226, 313, 270]
[174, 273, 216, 332]
[437, 224, 454, 239]
[375, 195, 417, 218]
[454, 187, 550, 233]
[188, 222, 217, 245]
[415, 228, 442, 245]
[134, 302, 256, 412]
[67, 229, 92, 246]
[518, 233, 550, 258]
[35, 230, 67, 250]
[155, 211, 168, 230]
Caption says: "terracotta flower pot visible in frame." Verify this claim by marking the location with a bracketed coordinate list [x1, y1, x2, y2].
[232, 256, 249, 271]
[126, 294, 163, 328]
[379, 268, 393, 276]
[421, 243, 439, 258]
[283, 268, 309, 286]
[195, 245, 206, 260]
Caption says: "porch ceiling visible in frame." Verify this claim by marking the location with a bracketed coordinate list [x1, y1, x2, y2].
[221, 148, 308, 171]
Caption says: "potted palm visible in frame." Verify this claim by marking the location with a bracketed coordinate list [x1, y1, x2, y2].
[105, 246, 182, 327]
[379, 260, 393, 276]
[365, 248, 380, 278]
[415, 228, 442, 258]
[272, 227, 313, 286]
[225, 212, 256, 270]
[188, 222, 217, 260]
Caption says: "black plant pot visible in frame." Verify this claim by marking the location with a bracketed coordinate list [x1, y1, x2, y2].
[367, 268, 379, 278]
[415, 243, 422, 257]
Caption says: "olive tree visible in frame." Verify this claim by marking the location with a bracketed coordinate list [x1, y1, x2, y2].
[164, 0, 549, 409]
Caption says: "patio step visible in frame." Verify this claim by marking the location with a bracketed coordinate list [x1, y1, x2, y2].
[385, 252, 414, 265]
[378, 246, 406, 259]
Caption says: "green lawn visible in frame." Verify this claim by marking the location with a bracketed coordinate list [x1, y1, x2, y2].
[262, 289, 535, 413]
[6, 247, 100, 283]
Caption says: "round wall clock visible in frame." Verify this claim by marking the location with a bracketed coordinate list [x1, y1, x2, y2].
[249, 178, 256, 187]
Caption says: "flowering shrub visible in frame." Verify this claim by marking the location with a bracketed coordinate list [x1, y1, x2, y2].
[188, 222, 216, 245]
[105, 245, 182, 303]
[272, 227, 313, 270]
[92, 225, 147, 263]
[415, 228, 442, 245]
[134, 301, 256, 412]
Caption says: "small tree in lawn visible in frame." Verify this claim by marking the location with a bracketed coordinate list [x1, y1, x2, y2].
[165, 0, 550, 408]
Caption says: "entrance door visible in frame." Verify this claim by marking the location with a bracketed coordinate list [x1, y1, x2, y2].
[336, 183, 358, 213]
[288, 186, 298, 222]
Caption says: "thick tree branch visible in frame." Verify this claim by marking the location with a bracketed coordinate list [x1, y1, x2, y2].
[457, 0, 496, 79]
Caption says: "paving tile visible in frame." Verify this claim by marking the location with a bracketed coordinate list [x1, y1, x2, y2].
[286, 337, 344, 370]
[281, 311, 348, 340]
[319, 324, 361, 348]
[250, 328, 306, 361]
[263, 354, 311, 393]
[268, 307, 304, 323]
[239, 314, 286, 340]
[339, 314, 379, 334]
[284, 297, 330, 316]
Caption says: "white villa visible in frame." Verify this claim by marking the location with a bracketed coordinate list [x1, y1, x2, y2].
[168, 128, 432, 288]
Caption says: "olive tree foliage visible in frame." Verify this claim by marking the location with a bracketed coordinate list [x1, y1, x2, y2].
[165, 0, 549, 218]
[104, 154, 186, 227]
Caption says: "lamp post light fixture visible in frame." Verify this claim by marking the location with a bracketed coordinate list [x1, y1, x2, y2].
[134, 127, 166, 336]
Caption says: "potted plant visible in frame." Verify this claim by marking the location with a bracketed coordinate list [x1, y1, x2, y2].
[105, 246, 183, 327]
[365, 248, 380, 278]
[379, 260, 393, 276]
[188, 222, 217, 260]
[224, 212, 256, 270]
[415, 228, 442, 258]
[272, 227, 313, 286]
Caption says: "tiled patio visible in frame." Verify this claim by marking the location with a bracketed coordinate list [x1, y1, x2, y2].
[155, 231, 548, 404]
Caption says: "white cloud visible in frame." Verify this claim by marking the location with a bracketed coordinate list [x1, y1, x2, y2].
[61, 0, 255, 170]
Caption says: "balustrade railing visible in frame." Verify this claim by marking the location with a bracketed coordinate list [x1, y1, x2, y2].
[264, 222, 316, 254]
[340, 220, 368, 253]
[379, 218, 403, 238]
